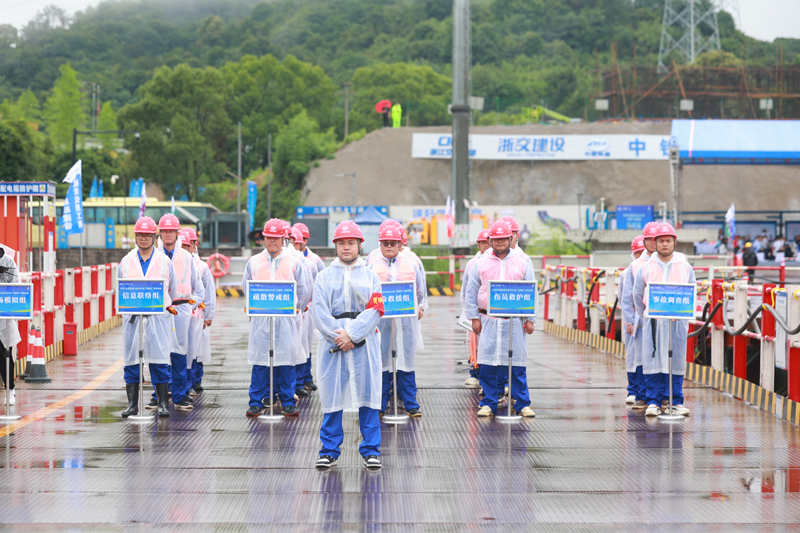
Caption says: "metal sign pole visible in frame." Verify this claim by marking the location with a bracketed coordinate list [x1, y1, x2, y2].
[129, 315, 151, 423]
[497, 318, 522, 422]
[260, 316, 282, 422]
[0, 320, 21, 421]
[384, 318, 409, 424]
[659, 320, 683, 422]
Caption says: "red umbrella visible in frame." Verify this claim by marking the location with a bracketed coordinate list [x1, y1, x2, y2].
[375, 100, 392, 113]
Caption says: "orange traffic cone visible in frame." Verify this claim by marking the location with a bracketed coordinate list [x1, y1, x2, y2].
[20, 325, 34, 380]
[26, 327, 51, 383]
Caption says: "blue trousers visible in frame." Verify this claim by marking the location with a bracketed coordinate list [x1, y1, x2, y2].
[381, 370, 419, 412]
[294, 363, 306, 390]
[644, 373, 684, 406]
[320, 407, 381, 459]
[303, 355, 313, 383]
[479, 364, 530, 414]
[192, 362, 204, 387]
[627, 366, 645, 401]
[249, 365, 295, 408]
[186, 363, 195, 388]
[170, 353, 190, 403]
[124, 363, 170, 385]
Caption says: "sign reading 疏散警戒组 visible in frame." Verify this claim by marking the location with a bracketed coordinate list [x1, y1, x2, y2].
[0, 284, 33, 320]
[117, 279, 167, 315]
[382, 281, 417, 318]
[645, 282, 696, 320]
[487, 281, 537, 318]
[412, 134, 670, 161]
[246, 280, 297, 317]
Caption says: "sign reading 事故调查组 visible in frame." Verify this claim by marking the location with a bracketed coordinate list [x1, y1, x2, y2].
[645, 282, 696, 320]
[246, 280, 297, 317]
[0, 284, 33, 320]
[487, 281, 537, 318]
[382, 281, 417, 318]
[117, 279, 167, 315]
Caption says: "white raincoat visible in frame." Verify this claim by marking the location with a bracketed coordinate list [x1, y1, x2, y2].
[312, 257, 383, 413]
[189, 255, 215, 365]
[621, 251, 651, 372]
[242, 247, 312, 367]
[0, 246, 21, 352]
[159, 245, 203, 357]
[117, 248, 177, 366]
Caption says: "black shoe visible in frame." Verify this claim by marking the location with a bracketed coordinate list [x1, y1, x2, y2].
[281, 405, 299, 417]
[156, 383, 170, 417]
[183, 395, 194, 404]
[363, 455, 382, 470]
[175, 398, 193, 411]
[316, 455, 337, 469]
[121, 383, 138, 418]
[262, 395, 278, 408]
[304, 380, 318, 391]
[246, 405, 263, 418]
[188, 388, 197, 397]
[194, 384, 203, 393]
[145, 397, 158, 410]
[407, 408, 422, 418]
[296, 388, 309, 397]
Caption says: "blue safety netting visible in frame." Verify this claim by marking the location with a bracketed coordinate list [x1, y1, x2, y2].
[671, 119, 800, 164]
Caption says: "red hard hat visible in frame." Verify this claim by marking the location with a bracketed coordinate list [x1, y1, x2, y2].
[134, 216, 157, 234]
[180, 227, 198, 242]
[379, 225, 402, 242]
[643, 221, 659, 240]
[654, 223, 678, 240]
[292, 223, 310, 239]
[476, 229, 490, 242]
[501, 216, 520, 232]
[276, 220, 291, 237]
[631, 235, 645, 253]
[488, 220, 512, 239]
[379, 219, 401, 232]
[332, 220, 364, 243]
[158, 213, 180, 231]
[290, 227, 304, 244]
[400, 227, 408, 245]
[262, 218, 285, 238]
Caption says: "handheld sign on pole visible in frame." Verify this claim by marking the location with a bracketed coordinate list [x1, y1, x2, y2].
[381, 281, 417, 424]
[0, 283, 33, 422]
[246, 280, 297, 422]
[488, 281, 537, 422]
[644, 282, 695, 422]
[117, 279, 166, 423]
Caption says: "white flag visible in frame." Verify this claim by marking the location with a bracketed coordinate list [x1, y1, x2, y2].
[63, 160, 81, 184]
[171, 196, 176, 214]
[138, 183, 147, 220]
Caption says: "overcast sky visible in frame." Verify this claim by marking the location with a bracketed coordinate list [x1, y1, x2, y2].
[3, 0, 800, 42]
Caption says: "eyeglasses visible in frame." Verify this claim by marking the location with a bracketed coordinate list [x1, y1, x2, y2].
[136, 234, 153, 239]
[380, 241, 400, 247]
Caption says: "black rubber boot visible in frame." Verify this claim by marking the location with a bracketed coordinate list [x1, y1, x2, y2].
[156, 383, 170, 417]
[121, 383, 138, 418]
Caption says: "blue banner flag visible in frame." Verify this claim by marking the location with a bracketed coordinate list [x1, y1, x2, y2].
[247, 181, 257, 232]
[129, 177, 144, 198]
[0, 284, 34, 319]
[487, 281, 537, 318]
[117, 279, 166, 315]
[98, 179, 103, 198]
[105, 218, 116, 249]
[57, 218, 69, 249]
[89, 176, 98, 198]
[645, 282, 696, 320]
[62, 160, 84, 236]
[382, 281, 417, 318]
[246, 280, 297, 317]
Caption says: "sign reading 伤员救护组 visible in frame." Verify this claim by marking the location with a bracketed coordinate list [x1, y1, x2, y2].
[246, 280, 297, 317]
[0, 284, 33, 320]
[645, 282, 696, 320]
[487, 281, 537, 318]
[117, 279, 167, 315]
[382, 281, 417, 318]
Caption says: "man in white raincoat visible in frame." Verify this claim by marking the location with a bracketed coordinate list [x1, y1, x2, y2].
[460, 229, 490, 387]
[0, 242, 21, 406]
[180, 227, 215, 395]
[313, 220, 385, 470]
[293, 222, 324, 391]
[619, 234, 647, 408]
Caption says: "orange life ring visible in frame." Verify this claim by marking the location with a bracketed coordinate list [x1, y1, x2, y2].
[207, 253, 230, 279]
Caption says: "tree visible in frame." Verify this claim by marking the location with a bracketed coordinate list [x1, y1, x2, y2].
[44, 64, 84, 150]
[118, 63, 232, 200]
[17, 90, 42, 126]
[49, 148, 123, 199]
[97, 101, 118, 150]
[0, 117, 52, 181]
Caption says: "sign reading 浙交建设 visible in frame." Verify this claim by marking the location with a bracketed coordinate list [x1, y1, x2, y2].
[0, 284, 33, 320]
[645, 282, 696, 320]
[246, 280, 297, 317]
[487, 281, 537, 318]
[117, 279, 167, 315]
[382, 281, 417, 318]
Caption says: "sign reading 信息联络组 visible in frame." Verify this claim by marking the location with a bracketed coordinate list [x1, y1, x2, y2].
[117, 279, 167, 315]
[0, 284, 33, 320]
[645, 282, 696, 320]
[382, 281, 417, 318]
[487, 281, 537, 318]
[246, 280, 297, 317]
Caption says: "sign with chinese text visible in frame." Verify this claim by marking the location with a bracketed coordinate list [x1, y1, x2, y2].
[0, 284, 33, 320]
[616, 205, 654, 230]
[0, 182, 56, 197]
[645, 282, 696, 320]
[296, 205, 388, 218]
[381, 281, 417, 318]
[117, 279, 167, 315]
[487, 281, 537, 318]
[412, 134, 670, 161]
[62, 160, 84, 236]
[246, 280, 297, 317]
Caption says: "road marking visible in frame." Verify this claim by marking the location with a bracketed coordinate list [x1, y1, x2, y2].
[0, 358, 125, 438]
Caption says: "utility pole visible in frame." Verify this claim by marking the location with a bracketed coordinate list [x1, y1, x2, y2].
[451, 0, 471, 241]
[343, 83, 350, 140]
[267, 133, 272, 220]
[237, 122, 242, 213]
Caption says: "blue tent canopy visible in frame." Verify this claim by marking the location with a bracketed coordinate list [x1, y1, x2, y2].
[671, 119, 800, 164]
[351, 205, 389, 225]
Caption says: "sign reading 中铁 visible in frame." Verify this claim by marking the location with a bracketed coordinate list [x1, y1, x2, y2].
[382, 281, 417, 318]
[0, 284, 33, 320]
[246, 280, 297, 317]
[644, 282, 696, 320]
[117, 279, 167, 315]
[487, 281, 537, 318]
